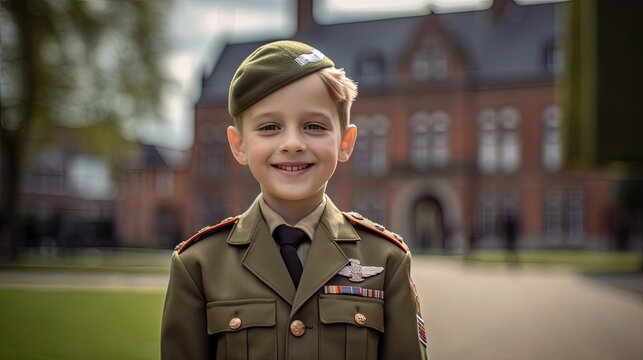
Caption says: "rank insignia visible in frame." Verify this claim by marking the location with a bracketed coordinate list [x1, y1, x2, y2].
[337, 259, 384, 282]
[417, 314, 428, 347]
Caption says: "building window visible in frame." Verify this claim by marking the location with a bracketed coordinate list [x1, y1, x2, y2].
[499, 107, 521, 174]
[545, 188, 563, 240]
[478, 188, 519, 240]
[544, 187, 584, 245]
[412, 47, 448, 81]
[477, 109, 497, 174]
[410, 110, 450, 170]
[542, 105, 562, 172]
[354, 114, 390, 176]
[356, 50, 386, 87]
[199, 123, 227, 179]
[479, 190, 497, 237]
[353, 189, 386, 224]
[431, 111, 450, 167]
[567, 188, 584, 240]
[477, 107, 521, 174]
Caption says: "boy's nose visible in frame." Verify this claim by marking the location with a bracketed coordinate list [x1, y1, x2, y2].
[279, 130, 306, 153]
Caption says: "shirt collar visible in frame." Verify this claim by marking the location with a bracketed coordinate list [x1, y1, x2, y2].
[258, 194, 327, 240]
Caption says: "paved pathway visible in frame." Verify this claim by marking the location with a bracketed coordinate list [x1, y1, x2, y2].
[1, 259, 642, 359]
[0, 270, 168, 292]
[412, 258, 643, 360]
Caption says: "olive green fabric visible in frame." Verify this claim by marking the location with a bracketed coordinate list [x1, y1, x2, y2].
[228, 40, 335, 117]
[161, 197, 428, 359]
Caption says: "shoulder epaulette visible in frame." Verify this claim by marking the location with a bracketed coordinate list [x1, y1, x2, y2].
[175, 216, 240, 254]
[342, 211, 409, 253]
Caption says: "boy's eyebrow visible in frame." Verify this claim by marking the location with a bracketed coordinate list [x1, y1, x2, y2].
[249, 110, 335, 122]
[301, 110, 335, 122]
[247, 111, 280, 122]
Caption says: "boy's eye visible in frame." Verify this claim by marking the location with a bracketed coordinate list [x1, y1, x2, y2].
[258, 124, 279, 132]
[304, 123, 326, 131]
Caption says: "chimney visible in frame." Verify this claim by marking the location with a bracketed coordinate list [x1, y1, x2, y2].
[297, 0, 314, 33]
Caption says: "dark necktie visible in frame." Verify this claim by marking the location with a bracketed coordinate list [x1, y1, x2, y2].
[273, 225, 307, 288]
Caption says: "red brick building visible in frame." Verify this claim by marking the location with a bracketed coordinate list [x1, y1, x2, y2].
[188, 0, 614, 250]
[117, 144, 192, 248]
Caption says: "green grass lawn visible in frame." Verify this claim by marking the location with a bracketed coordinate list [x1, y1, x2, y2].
[0, 288, 165, 360]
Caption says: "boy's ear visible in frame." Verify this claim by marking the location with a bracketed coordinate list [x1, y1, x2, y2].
[227, 126, 248, 165]
[338, 124, 357, 162]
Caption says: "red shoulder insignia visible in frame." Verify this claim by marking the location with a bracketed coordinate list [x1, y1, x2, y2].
[176, 216, 239, 254]
[342, 211, 409, 253]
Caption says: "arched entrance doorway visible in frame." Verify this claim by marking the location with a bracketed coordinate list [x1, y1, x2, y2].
[413, 196, 446, 250]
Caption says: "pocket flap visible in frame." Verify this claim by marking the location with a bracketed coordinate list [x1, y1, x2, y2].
[206, 298, 276, 335]
[319, 295, 384, 332]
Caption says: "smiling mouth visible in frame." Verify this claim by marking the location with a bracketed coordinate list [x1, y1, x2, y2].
[273, 164, 312, 172]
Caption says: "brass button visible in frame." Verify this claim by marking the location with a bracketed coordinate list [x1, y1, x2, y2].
[229, 317, 242, 330]
[354, 313, 367, 326]
[290, 320, 306, 337]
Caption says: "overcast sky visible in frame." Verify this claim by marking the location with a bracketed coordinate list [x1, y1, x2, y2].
[141, 0, 560, 150]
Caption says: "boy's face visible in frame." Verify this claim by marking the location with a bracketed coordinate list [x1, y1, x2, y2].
[227, 73, 357, 208]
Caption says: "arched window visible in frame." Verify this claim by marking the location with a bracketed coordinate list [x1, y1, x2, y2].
[477, 107, 521, 174]
[354, 114, 390, 176]
[431, 111, 450, 167]
[356, 50, 386, 87]
[412, 47, 448, 81]
[477, 109, 497, 174]
[410, 111, 431, 169]
[410, 110, 450, 170]
[542, 105, 562, 172]
[498, 107, 521, 174]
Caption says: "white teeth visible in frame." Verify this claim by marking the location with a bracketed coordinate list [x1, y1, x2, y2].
[277, 164, 309, 171]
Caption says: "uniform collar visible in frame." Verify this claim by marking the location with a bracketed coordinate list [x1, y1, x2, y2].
[258, 193, 326, 241]
[227, 194, 359, 245]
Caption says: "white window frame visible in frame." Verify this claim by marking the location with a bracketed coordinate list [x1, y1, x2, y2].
[354, 114, 390, 176]
[542, 105, 562, 172]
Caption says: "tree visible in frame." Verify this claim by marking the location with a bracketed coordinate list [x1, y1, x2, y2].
[1, 0, 171, 259]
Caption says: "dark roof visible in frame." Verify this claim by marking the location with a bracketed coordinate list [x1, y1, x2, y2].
[438, 2, 562, 82]
[141, 144, 168, 168]
[197, 2, 562, 106]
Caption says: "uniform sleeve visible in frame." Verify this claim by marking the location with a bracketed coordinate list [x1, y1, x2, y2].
[161, 251, 213, 359]
[379, 252, 428, 360]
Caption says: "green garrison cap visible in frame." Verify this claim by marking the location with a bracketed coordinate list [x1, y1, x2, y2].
[228, 40, 335, 117]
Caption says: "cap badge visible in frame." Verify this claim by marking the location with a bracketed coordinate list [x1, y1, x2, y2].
[294, 49, 325, 67]
[337, 259, 384, 282]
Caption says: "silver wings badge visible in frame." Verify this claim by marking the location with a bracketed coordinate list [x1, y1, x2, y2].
[337, 259, 384, 282]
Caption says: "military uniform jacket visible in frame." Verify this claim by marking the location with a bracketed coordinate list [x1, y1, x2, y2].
[161, 197, 428, 360]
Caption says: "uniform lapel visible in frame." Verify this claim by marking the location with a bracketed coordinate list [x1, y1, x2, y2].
[290, 197, 360, 316]
[229, 198, 296, 305]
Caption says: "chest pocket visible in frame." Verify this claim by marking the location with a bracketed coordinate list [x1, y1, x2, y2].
[319, 295, 384, 360]
[207, 299, 277, 360]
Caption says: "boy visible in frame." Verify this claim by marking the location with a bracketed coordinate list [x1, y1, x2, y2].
[161, 40, 428, 359]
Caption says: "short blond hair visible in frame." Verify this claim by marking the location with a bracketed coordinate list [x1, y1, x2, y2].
[234, 67, 358, 131]
[317, 67, 358, 132]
